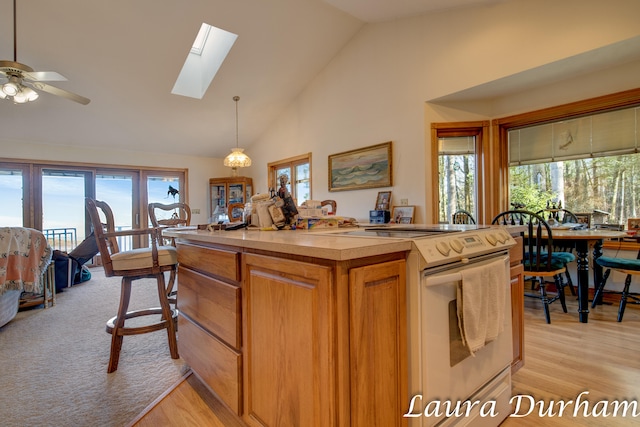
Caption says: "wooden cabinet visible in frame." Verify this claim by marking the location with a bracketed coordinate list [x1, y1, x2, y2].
[209, 176, 253, 218]
[176, 240, 407, 427]
[509, 235, 524, 373]
[176, 242, 243, 414]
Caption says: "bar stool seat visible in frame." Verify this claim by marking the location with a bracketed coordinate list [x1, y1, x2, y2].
[592, 256, 640, 322]
[86, 198, 179, 373]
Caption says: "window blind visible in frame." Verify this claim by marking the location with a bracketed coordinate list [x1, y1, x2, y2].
[509, 107, 639, 165]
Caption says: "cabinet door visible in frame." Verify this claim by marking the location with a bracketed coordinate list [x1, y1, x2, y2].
[210, 184, 226, 215]
[243, 253, 334, 427]
[349, 259, 407, 427]
[228, 183, 245, 204]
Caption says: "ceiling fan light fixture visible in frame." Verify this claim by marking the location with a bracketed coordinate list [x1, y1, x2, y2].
[23, 86, 38, 101]
[2, 77, 19, 96]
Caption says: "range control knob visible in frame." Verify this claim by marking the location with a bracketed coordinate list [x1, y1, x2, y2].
[486, 233, 498, 246]
[450, 239, 464, 253]
[436, 241, 451, 256]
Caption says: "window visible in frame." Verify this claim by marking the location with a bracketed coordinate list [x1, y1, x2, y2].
[431, 122, 488, 224]
[0, 158, 186, 252]
[494, 88, 640, 227]
[268, 153, 312, 204]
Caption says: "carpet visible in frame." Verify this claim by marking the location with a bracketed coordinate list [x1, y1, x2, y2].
[0, 268, 189, 427]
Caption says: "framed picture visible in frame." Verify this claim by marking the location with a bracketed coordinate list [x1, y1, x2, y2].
[391, 205, 415, 224]
[628, 218, 640, 231]
[574, 213, 591, 228]
[375, 191, 392, 210]
[328, 141, 393, 191]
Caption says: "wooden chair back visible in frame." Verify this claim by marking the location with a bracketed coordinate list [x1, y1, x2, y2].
[320, 200, 337, 215]
[452, 209, 476, 224]
[148, 202, 191, 228]
[85, 198, 119, 276]
[228, 203, 245, 222]
[492, 209, 556, 273]
[536, 208, 578, 224]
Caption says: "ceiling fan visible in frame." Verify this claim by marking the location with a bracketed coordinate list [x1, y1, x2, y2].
[0, 0, 90, 105]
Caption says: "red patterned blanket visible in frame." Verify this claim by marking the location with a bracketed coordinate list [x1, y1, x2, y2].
[0, 227, 52, 295]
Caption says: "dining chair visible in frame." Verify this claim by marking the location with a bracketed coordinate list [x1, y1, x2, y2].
[535, 207, 579, 296]
[320, 199, 337, 215]
[492, 209, 575, 323]
[591, 247, 640, 321]
[451, 209, 476, 224]
[228, 202, 245, 222]
[148, 202, 192, 230]
[86, 198, 179, 373]
[148, 202, 191, 306]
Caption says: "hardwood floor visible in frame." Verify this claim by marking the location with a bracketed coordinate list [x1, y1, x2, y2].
[130, 297, 640, 426]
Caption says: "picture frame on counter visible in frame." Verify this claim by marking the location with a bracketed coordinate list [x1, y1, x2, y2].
[328, 141, 393, 191]
[391, 205, 415, 224]
[628, 218, 640, 231]
[375, 191, 391, 210]
[575, 213, 591, 228]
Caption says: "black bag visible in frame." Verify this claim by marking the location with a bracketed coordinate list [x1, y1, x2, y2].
[52, 250, 79, 292]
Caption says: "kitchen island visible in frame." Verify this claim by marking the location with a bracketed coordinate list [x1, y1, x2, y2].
[163, 227, 411, 427]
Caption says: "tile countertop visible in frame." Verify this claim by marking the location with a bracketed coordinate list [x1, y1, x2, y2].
[162, 227, 412, 261]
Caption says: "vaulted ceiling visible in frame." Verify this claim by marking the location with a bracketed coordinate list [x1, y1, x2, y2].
[6, 0, 591, 160]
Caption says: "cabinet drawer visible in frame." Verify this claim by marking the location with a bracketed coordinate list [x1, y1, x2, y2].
[177, 243, 240, 282]
[179, 266, 242, 349]
[179, 315, 242, 415]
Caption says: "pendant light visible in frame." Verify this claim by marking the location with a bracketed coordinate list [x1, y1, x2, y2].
[224, 95, 251, 176]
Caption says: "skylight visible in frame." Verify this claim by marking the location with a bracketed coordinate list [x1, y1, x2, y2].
[171, 23, 238, 99]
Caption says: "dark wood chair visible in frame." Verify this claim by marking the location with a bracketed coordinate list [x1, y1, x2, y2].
[536, 207, 579, 296]
[86, 198, 178, 373]
[148, 202, 191, 306]
[592, 246, 640, 321]
[451, 209, 476, 224]
[492, 209, 575, 323]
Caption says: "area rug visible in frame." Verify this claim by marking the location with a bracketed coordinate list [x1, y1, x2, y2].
[0, 268, 189, 427]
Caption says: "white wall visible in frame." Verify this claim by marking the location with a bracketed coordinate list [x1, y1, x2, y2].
[247, 0, 640, 223]
[0, 139, 223, 225]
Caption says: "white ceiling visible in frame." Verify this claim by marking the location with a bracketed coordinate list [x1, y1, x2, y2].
[0, 0, 506, 159]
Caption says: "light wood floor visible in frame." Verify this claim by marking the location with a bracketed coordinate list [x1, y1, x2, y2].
[130, 297, 640, 426]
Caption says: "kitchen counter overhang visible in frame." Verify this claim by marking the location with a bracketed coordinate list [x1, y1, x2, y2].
[162, 227, 413, 261]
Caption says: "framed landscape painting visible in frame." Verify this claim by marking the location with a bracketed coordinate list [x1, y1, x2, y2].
[328, 141, 392, 191]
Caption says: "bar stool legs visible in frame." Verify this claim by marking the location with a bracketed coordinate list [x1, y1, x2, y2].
[105, 273, 179, 373]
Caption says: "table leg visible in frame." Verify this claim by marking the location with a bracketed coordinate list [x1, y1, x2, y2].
[575, 240, 590, 323]
[592, 240, 604, 305]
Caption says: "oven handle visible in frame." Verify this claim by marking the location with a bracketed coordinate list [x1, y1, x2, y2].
[422, 253, 509, 287]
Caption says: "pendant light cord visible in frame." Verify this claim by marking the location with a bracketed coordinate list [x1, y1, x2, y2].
[13, 0, 17, 61]
[234, 95, 240, 148]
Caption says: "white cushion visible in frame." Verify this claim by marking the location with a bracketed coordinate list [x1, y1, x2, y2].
[111, 246, 177, 271]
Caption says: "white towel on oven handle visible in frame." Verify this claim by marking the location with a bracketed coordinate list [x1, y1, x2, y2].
[456, 257, 508, 356]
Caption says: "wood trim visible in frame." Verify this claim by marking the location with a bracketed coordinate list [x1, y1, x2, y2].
[491, 87, 640, 216]
[430, 121, 489, 223]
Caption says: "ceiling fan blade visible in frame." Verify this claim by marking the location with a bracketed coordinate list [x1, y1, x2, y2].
[29, 81, 90, 105]
[24, 70, 68, 82]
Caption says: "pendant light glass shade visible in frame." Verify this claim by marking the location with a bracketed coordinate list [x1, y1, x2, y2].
[224, 96, 251, 170]
[224, 147, 252, 167]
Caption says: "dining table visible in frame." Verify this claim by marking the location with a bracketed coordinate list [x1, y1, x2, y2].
[549, 227, 628, 323]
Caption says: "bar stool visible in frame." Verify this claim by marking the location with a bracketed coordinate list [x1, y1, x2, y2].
[86, 198, 179, 373]
[592, 250, 640, 322]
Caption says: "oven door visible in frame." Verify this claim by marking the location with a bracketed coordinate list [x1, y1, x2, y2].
[418, 254, 512, 426]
